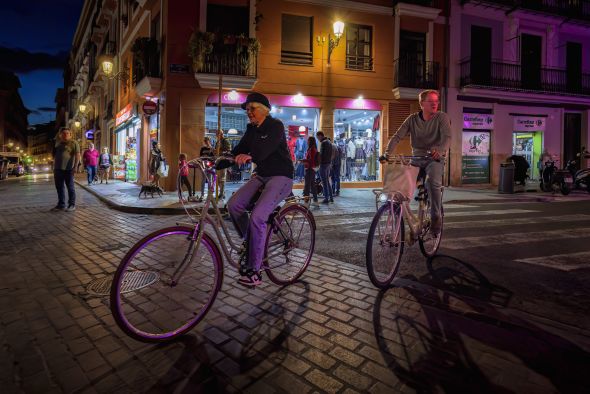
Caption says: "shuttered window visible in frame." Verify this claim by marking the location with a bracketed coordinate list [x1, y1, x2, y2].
[281, 14, 313, 65]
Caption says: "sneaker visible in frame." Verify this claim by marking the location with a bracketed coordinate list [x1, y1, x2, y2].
[66, 205, 76, 212]
[311, 200, 320, 207]
[237, 271, 262, 287]
[430, 217, 442, 236]
[50, 205, 65, 212]
[322, 199, 330, 204]
[329, 198, 334, 203]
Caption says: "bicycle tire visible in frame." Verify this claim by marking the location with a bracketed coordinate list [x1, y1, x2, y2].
[264, 204, 315, 285]
[366, 201, 404, 289]
[419, 197, 443, 258]
[110, 226, 223, 343]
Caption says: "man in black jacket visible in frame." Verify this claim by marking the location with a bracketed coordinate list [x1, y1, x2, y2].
[227, 92, 294, 287]
[316, 131, 334, 203]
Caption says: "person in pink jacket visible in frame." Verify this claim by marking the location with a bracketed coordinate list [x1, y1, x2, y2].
[82, 143, 100, 185]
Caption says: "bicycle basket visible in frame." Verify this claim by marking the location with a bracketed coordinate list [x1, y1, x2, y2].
[382, 157, 420, 200]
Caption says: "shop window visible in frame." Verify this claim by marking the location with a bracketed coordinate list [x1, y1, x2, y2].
[333, 109, 380, 182]
[281, 14, 313, 65]
[345, 24, 373, 71]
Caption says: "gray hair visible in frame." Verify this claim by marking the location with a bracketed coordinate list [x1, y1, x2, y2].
[250, 102, 270, 115]
[418, 90, 440, 103]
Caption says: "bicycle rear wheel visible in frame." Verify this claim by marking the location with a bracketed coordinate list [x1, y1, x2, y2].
[110, 226, 222, 342]
[419, 197, 443, 257]
[264, 204, 315, 285]
[366, 201, 404, 289]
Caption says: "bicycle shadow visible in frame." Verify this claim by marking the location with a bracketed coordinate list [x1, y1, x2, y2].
[373, 255, 590, 393]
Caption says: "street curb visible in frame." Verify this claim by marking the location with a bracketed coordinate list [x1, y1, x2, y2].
[75, 180, 228, 215]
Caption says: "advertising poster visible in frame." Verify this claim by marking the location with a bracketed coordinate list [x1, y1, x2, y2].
[113, 154, 126, 180]
[462, 131, 491, 184]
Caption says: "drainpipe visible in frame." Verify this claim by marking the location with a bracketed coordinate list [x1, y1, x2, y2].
[443, 0, 451, 187]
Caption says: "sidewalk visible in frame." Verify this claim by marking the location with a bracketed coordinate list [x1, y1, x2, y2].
[74, 175, 590, 215]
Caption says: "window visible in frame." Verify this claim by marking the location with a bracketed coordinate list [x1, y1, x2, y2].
[346, 24, 373, 71]
[281, 14, 313, 65]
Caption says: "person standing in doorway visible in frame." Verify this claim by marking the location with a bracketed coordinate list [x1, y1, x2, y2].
[316, 131, 334, 203]
[82, 142, 99, 186]
[51, 128, 80, 212]
[216, 129, 232, 199]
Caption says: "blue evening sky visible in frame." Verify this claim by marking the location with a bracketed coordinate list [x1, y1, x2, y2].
[0, 1, 84, 126]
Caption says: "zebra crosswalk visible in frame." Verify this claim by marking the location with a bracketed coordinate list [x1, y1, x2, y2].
[314, 204, 590, 272]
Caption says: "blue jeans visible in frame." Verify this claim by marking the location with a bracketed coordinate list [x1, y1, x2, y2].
[412, 158, 444, 224]
[86, 165, 96, 185]
[54, 169, 76, 207]
[331, 164, 340, 194]
[227, 175, 293, 272]
[319, 164, 333, 201]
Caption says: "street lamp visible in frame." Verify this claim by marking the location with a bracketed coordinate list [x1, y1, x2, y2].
[99, 54, 128, 81]
[328, 21, 345, 65]
[74, 120, 81, 128]
[79, 103, 87, 113]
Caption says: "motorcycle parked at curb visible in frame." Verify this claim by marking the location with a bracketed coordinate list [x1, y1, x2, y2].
[540, 159, 572, 195]
[566, 147, 590, 193]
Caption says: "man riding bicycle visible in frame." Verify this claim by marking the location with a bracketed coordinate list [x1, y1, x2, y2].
[227, 92, 294, 287]
[384, 89, 451, 236]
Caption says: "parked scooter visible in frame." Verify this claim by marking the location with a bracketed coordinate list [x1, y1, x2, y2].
[540, 159, 572, 195]
[566, 147, 590, 193]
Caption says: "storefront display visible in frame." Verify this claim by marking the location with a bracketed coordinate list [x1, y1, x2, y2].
[333, 109, 380, 182]
[512, 115, 545, 180]
[114, 104, 140, 182]
[461, 112, 493, 184]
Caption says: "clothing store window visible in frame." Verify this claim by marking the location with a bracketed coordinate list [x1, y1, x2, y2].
[346, 23, 373, 71]
[333, 109, 380, 182]
[281, 14, 313, 65]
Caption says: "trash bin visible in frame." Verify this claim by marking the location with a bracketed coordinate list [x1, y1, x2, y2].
[498, 163, 515, 194]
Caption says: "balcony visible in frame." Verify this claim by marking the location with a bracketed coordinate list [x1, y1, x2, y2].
[463, 0, 590, 23]
[132, 38, 161, 97]
[190, 32, 259, 89]
[394, 58, 440, 87]
[460, 58, 590, 96]
[393, 0, 446, 7]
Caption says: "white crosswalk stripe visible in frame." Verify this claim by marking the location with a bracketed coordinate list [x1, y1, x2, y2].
[445, 214, 590, 229]
[515, 251, 590, 271]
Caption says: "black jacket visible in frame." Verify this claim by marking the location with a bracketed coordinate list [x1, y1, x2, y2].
[232, 116, 294, 178]
[319, 138, 333, 165]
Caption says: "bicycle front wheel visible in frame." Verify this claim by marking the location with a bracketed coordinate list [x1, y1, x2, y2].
[366, 201, 404, 289]
[110, 226, 223, 342]
[264, 204, 315, 285]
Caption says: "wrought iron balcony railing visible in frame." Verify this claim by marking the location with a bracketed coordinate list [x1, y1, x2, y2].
[465, 0, 590, 23]
[393, 58, 440, 89]
[393, 0, 447, 8]
[460, 58, 590, 95]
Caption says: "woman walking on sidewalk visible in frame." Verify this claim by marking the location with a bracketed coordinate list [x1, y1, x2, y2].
[82, 143, 99, 186]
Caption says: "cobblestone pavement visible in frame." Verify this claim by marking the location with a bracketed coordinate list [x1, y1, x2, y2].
[1, 176, 589, 393]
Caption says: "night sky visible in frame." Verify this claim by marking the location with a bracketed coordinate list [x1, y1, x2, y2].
[0, 0, 85, 126]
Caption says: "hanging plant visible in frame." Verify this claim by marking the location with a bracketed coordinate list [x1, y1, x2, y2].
[188, 31, 215, 71]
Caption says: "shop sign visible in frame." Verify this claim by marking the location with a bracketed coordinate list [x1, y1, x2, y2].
[85, 129, 95, 140]
[513, 116, 546, 132]
[115, 103, 133, 127]
[334, 98, 381, 111]
[462, 156, 490, 184]
[462, 131, 490, 156]
[463, 113, 494, 130]
[142, 100, 158, 116]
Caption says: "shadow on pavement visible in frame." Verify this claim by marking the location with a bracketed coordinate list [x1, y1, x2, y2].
[372, 254, 590, 393]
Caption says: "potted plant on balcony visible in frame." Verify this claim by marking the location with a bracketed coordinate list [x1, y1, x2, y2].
[188, 31, 215, 71]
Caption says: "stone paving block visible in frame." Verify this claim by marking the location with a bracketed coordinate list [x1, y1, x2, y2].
[20, 370, 59, 393]
[301, 308, 330, 324]
[85, 324, 111, 341]
[325, 319, 357, 336]
[302, 348, 337, 369]
[361, 361, 400, 387]
[301, 333, 333, 352]
[327, 332, 361, 351]
[326, 308, 354, 323]
[329, 346, 364, 368]
[76, 349, 108, 372]
[304, 369, 344, 393]
[270, 368, 313, 394]
[301, 321, 331, 337]
[54, 364, 91, 393]
[281, 354, 312, 375]
[334, 364, 373, 390]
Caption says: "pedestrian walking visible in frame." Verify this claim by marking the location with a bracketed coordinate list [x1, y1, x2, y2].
[98, 147, 112, 184]
[300, 136, 319, 206]
[215, 129, 232, 199]
[197, 136, 215, 200]
[316, 131, 334, 203]
[82, 142, 99, 186]
[178, 153, 192, 201]
[51, 127, 80, 212]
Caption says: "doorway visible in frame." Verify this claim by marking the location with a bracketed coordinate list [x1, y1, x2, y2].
[521, 34, 542, 90]
[564, 113, 581, 170]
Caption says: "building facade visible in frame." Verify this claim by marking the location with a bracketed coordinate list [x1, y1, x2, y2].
[447, 0, 590, 186]
[67, 0, 453, 191]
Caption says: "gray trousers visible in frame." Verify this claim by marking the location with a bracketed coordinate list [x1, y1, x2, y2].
[227, 175, 293, 272]
[413, 158, 444, 223]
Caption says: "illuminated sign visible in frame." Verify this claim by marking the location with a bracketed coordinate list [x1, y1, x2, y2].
[115, 103, 133, 126]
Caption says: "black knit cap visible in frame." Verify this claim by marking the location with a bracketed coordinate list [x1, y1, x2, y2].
[241, 92, 271, 110]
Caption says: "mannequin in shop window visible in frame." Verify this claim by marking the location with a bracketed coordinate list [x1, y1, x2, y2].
[149, 140, 165, 189]
[364, 130, 377, 180]
[294, 132, 307, 181]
